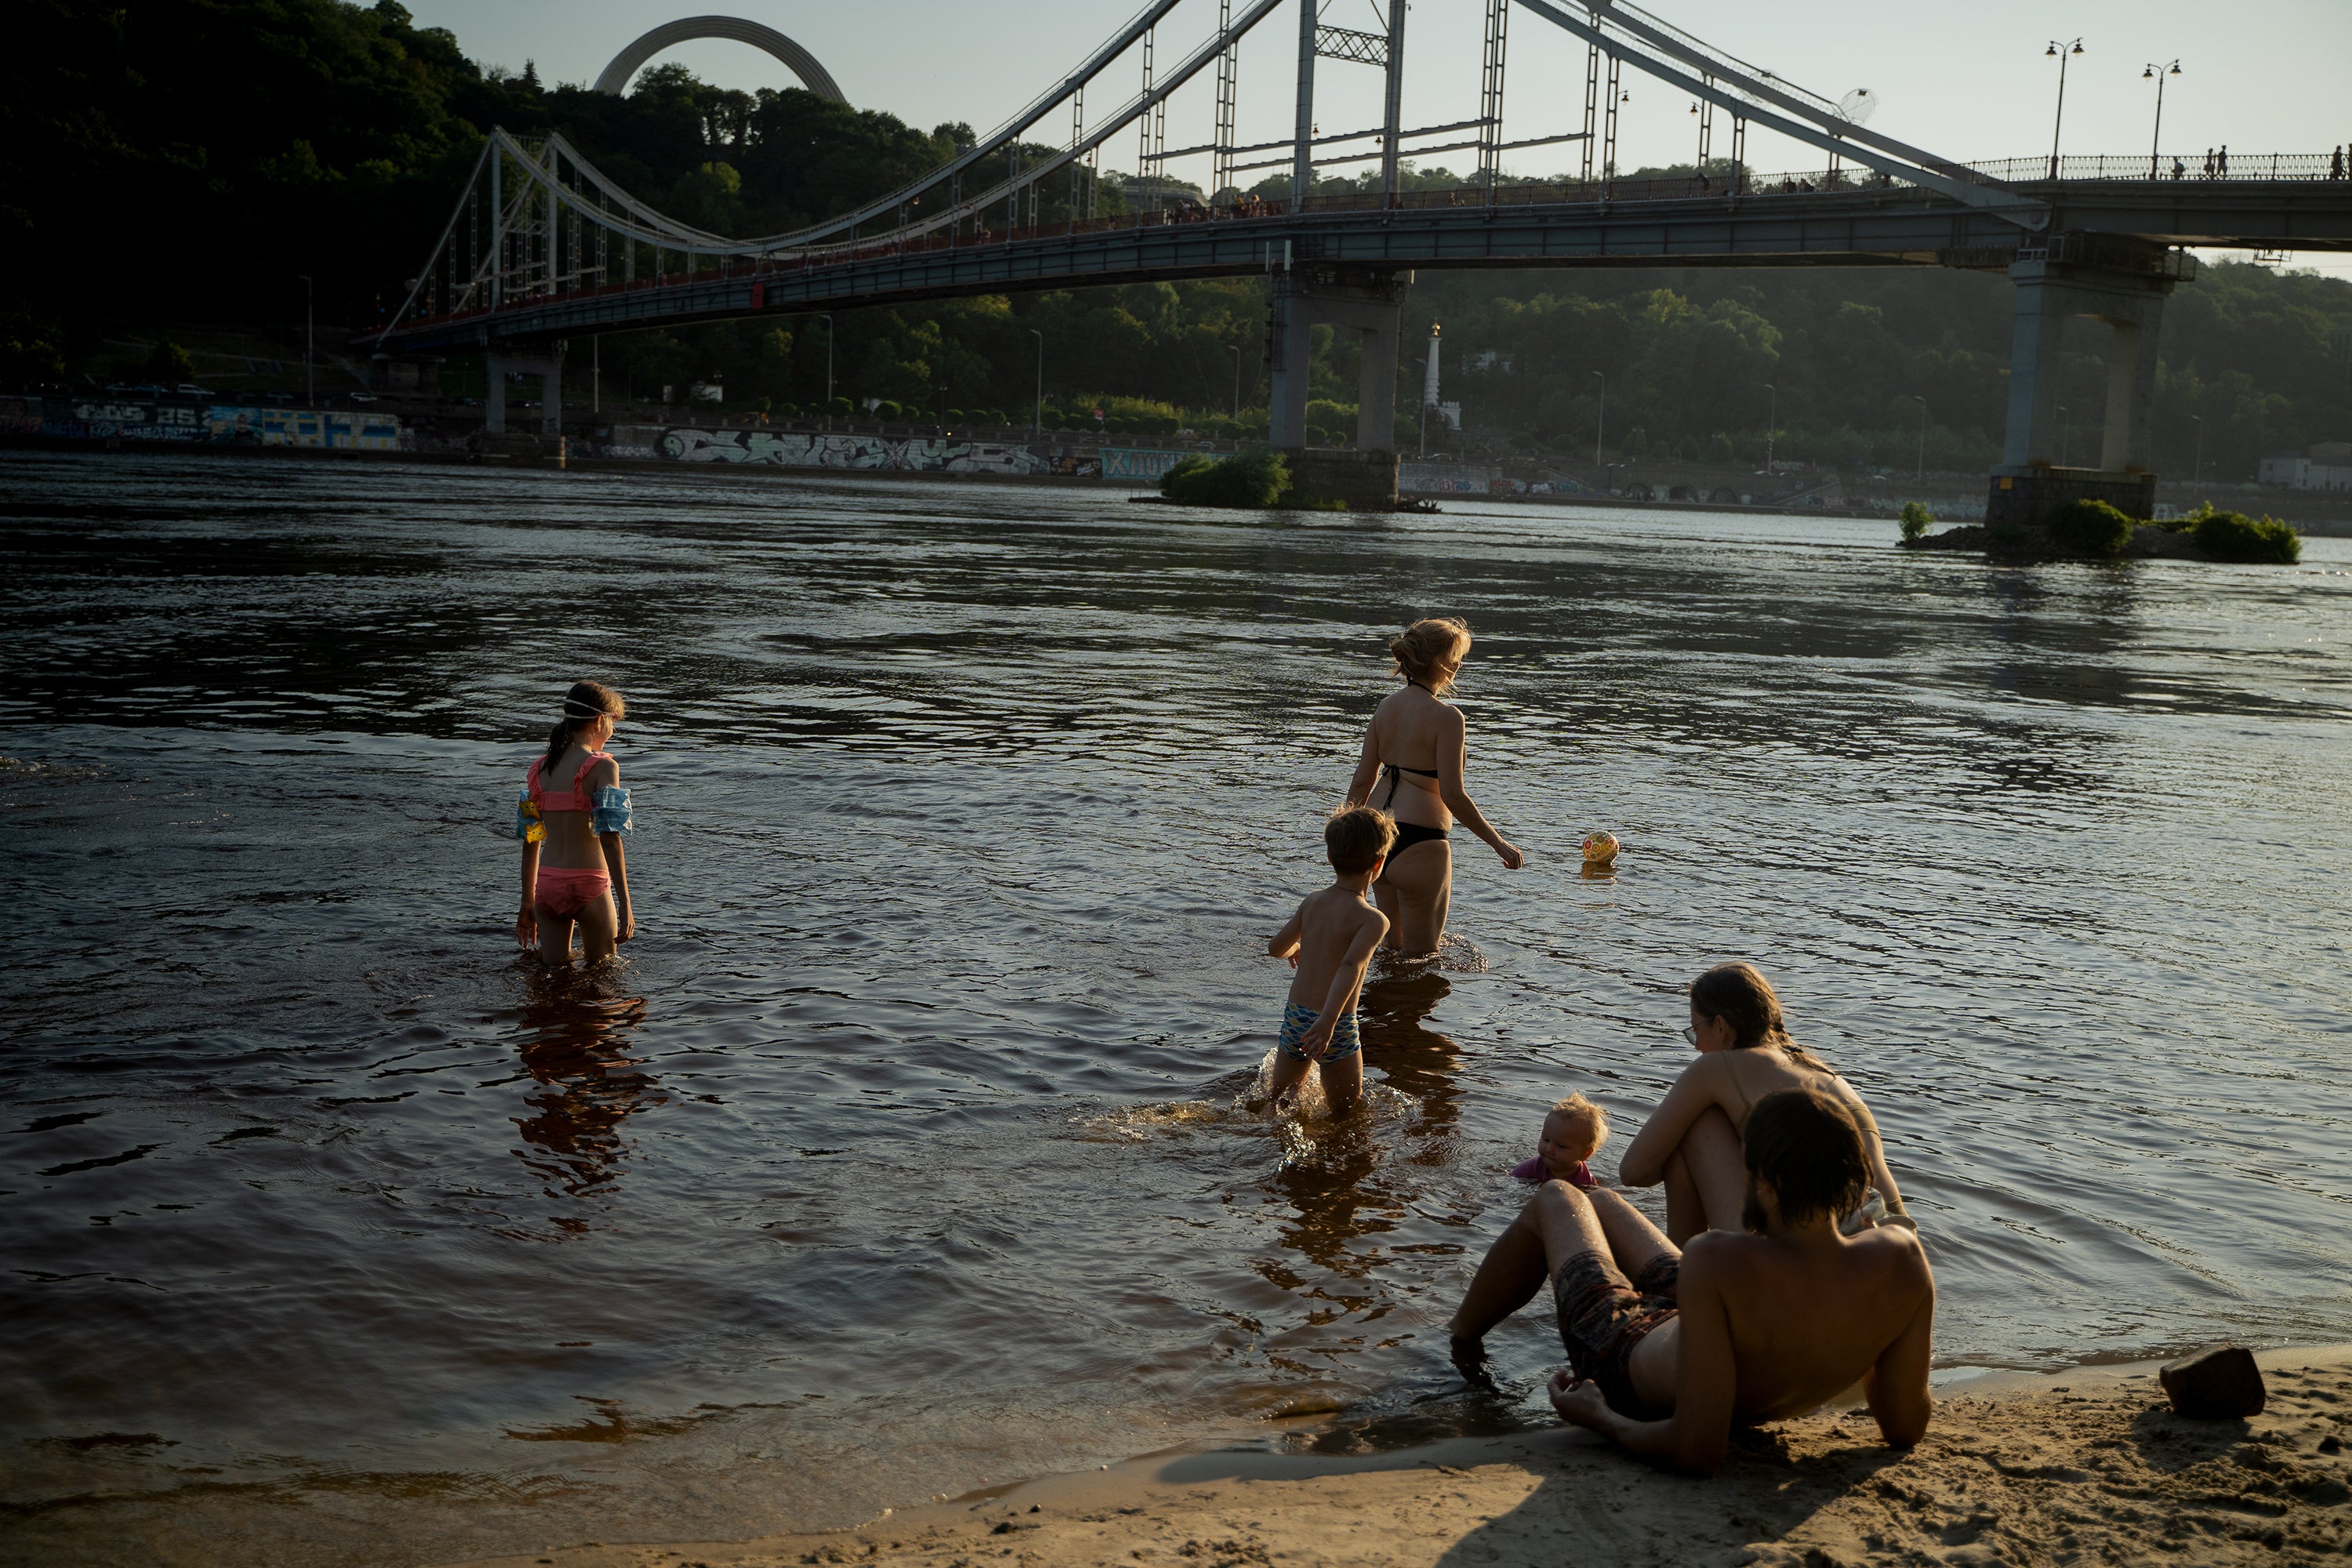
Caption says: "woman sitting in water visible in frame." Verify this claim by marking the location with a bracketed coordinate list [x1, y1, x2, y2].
[515, 681, 636, 965]
[1620, 963, 1909, 1240]
[1343, 618, 1522, 955]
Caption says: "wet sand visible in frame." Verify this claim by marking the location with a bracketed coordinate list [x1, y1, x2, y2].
[440, 1346, 2352, 1568]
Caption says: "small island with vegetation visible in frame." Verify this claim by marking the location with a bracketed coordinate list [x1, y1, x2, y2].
[1156, 448, 1350, 510]
[1901, 499, 2301, 564]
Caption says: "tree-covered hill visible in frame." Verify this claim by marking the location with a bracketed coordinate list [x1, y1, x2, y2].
[6, 0, 2348, 477]
[1405, 259, 2352, 477]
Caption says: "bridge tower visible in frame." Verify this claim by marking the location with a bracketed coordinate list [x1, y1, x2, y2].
[483, 346, 566, 437]
[1266, 0, 1410, 485]
[1988, 237, 2197, 525]
[1268, 263, 1404, 459]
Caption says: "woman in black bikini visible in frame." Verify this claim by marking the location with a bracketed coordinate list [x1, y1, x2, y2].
[1345, 617, 1522, 954]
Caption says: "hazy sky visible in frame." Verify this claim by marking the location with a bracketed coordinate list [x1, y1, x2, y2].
[408, 0, 2352, 274]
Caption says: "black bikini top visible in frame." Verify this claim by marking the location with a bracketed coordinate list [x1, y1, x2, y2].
[1380, 680, 1442, 805]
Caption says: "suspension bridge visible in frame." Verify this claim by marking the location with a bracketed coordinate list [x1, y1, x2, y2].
[361, 0, 2352, 519]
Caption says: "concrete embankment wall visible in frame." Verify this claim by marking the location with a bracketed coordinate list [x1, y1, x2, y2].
[2, 394, 408, 451]
[599, 422, 1198, 484]
[13, 398, 2347, 532]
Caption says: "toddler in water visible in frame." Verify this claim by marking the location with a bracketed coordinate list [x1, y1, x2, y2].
[1264, 807, 1396, 1114]
[1510, 1092, 1607, 1190]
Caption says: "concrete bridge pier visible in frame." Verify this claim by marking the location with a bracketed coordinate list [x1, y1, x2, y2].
[1269, 264, 1404, 455]
[483, 346, 566, 436]
[1987, 241, 2191, 526]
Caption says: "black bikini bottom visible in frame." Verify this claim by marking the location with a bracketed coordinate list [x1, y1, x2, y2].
[1385, 822, 1451, 866]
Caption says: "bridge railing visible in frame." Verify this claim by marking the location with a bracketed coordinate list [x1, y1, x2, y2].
[1965, 152, 2342, 184]
[383, 153, 2344, 335]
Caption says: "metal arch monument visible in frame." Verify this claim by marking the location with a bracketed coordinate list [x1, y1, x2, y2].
[376, 0, 2352, 521]
[593, 16, 847, 103]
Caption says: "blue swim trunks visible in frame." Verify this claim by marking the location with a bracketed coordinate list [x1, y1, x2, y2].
[1277, 1000, 1363, 1063]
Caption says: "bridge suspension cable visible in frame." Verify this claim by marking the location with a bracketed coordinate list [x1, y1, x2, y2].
[1511, 0, 2049, 226]
[376, 0, 2080, 343]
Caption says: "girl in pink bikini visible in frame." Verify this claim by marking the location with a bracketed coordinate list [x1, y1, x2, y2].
[514, 681, 635, 964]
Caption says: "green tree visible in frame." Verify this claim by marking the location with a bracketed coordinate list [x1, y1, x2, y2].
[669, 161, 743, 232]
[146, 339, 195, 385]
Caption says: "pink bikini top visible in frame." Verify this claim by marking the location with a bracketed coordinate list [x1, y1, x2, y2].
[527, 750, 613, 814]
[1511, 1156, 1596, 1189]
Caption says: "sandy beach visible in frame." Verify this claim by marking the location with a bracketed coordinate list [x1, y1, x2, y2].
[437, 1347, 2352, 1568]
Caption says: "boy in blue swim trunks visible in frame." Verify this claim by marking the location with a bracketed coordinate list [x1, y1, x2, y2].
[1265, 806, 1395, 1112]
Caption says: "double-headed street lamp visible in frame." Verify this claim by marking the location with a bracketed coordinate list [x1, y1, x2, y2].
[2046, 38, 2085, 180]
[818, 312, 835, 430]
[1911, 395, 1929, 479]
[2144, 59, 2183, 180]
[299, 274, 314, 406]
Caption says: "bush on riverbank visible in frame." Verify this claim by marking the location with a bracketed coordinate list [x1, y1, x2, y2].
[2165, 503, 2302, 564]
[2048, 499, 2138, 559]
[1907, 499, 2303, 565]
[1161, 448, 1293, 508]
[1899, 501, 1935, 542]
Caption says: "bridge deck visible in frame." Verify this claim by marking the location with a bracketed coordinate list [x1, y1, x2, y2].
[371, 176, 2352, 356]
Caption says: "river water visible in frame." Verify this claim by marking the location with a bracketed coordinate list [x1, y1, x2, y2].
[3, 451, 2349, 1566]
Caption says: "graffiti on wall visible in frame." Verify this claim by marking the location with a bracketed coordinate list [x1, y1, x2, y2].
[650, 427, 1112, 478]
[1100, 447, 1193, 482]
[206, 407, 407, 450]
[1399, 463, 1504, 495]
[9, 398, 406, 450]
[56, 401, 209, 441]
[1399, 463, 1605, 498]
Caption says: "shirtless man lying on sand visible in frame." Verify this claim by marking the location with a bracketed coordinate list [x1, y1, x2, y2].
[1448, 1086, 1934, 1475]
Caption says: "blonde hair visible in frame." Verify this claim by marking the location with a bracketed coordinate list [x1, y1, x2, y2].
[1546, 1092, 1610, 1157]
[1325, 804, 1398, 874]
[1388, 617, 1472, 691]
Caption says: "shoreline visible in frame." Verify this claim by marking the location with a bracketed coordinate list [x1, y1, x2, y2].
[439, 1345, 2352, 1568]
[11, 441, 2348, 532]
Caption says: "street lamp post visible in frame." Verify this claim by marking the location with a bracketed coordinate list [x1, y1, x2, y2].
[299, 274, 314, 405]
[2190, 413, 2204, 484]
[1419, 325, 1440, 458]
[1589, 369, 1606, 466]
[2143, 60, 2182, 180]
[2045, 38, 2085, 181]
[1226, 343, 1243, 422]
[1911, 395, 1928, 479]
[1029, 329, 1044, 434]
[1763, 381, 1776, 473]
[818, 312, 834, 430]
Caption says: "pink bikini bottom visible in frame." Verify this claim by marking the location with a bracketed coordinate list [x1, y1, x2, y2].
[535, 866, 612, 920]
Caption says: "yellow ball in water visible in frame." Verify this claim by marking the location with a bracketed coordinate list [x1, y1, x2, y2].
[1581, 831, 1621, 867]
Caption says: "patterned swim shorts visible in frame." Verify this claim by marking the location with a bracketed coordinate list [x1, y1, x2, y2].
[1553, 1248, 1681, 1419]
[1276, 1001, 1363, 1062]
